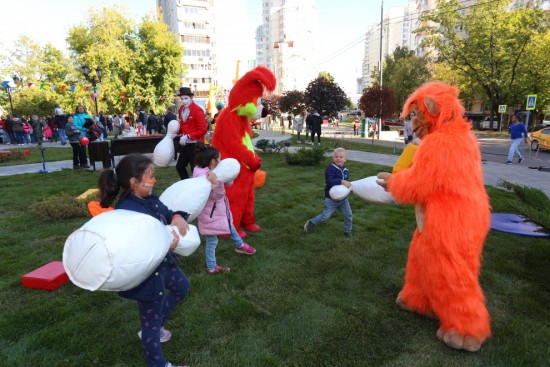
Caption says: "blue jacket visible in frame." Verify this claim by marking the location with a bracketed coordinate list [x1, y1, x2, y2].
[324, 163, 350, 198]
[73, 112, 92, 138]
[115, 193, 188, 301]
[509, 122, 528, 140]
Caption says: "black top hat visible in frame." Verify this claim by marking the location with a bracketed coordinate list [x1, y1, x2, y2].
[178, 87, 194, 96]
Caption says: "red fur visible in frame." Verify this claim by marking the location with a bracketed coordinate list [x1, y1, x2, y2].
[388, 82, 491, 341]
[211, 67, 276, 230]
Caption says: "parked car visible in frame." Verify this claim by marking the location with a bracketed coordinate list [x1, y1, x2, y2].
[529, 127, 550, 151]
[479, 117, 499, 131]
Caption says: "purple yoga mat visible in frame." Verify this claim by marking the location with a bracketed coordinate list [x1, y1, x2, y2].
[490, 213, 550, 237]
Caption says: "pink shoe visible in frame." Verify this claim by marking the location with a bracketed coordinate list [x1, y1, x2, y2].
[235, 243, 256, 255]
[243, 223, 261, 232]
[206, 265, 231, 275]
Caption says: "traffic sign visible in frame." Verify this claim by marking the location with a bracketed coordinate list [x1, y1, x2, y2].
[526, 94, 537, 110]
[498, 105, 507, 113]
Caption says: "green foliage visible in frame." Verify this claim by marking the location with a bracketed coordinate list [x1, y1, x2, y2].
[0, 150, 25, 163]
[255, 139, 291, 153]
[285, 146, 327, 165]
[422, 0, 550, 114]
[304, 72, 347, 117]
[279, 90, 306, 115]
[497, 180, 550, 229]
[29, 193, 88, 221]
[359, 86, 398, 119]
[372, 46, 430, 111]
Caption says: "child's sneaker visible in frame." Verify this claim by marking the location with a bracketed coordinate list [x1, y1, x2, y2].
[304, 219, 314, 232]
[137, 326, 172, 342]
[206, 265, 231, 275]
[165, 363, 190, 367]
[235, 243, 256, 255]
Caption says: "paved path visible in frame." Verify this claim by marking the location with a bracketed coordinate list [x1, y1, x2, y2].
[2, 130, 550, 197]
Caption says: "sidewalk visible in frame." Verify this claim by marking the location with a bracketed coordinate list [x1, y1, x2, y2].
[2, 130, 550, 198]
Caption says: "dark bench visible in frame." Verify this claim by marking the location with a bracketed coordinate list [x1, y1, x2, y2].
[88, 136, 180, 170]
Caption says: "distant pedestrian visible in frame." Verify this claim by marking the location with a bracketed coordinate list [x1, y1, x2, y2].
[54, 104, 67, 145]
[404, 112, 415, 144]
[506, 114, 529, 164]
[309, 110, 323, 145]
[294, 112, 305, 143]
[353, 117, 360, 136]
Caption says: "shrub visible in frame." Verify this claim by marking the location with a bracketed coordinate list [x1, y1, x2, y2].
[29, 193, 89, 221]
[285, 146, 327, 165]
[0, 150, 26, 163]
[255, 139, 291, 153]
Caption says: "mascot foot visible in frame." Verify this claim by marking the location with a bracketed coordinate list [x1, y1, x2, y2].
[436, 328, 484, 352]
[396, 293, 436, 319]
[243, 223, 262, 232]
[237, 229, 247, 239]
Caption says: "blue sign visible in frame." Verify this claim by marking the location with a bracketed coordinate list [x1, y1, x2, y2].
[526, 94, 537, 110]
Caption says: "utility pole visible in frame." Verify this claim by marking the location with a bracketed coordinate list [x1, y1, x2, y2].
[378, 0, 384, 139]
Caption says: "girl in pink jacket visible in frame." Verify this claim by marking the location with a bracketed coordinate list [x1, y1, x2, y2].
[193, 142, 256, 274]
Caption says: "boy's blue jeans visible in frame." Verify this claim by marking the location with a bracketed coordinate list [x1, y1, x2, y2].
[311, 198, 353, 233]
[204, 222, 244, 270]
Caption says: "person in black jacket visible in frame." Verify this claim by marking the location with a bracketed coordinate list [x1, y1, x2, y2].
[163, 106, 178, 133]
[98, 153, 191, 367]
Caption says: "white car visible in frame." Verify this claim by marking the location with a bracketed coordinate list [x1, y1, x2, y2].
[479, 117, 499, 131]
[542, 120, 550, 127]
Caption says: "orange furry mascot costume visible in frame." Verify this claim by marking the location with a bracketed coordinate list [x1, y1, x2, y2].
[377, 82, 491, 352]
[211, 66, 276, 238]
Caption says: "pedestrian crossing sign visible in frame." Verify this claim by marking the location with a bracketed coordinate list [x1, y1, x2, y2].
[526, 94, 537, 110]
[498, 105, 506, 113]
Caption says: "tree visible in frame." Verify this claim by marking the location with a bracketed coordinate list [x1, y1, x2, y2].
[262, 94, 281, 118]
[279, 90, 306, 115]
[66, 6, 183, 114]
[358, 86, 397, 120]
[304, 72, 347, 117]
[372, 46, 430, 111]
[422, 0, 550, 120]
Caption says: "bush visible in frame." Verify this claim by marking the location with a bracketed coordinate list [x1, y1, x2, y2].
[29, 193, 89, 221]
[0, 150, 26, 163]
[285, 146, 327, 165]
[255, 139, 291, 153]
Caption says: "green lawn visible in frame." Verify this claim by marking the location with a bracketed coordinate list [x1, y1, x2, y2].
[0, 153, 548, 366]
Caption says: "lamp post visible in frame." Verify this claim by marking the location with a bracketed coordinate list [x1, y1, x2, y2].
[82, 65, 102, 114]
[2, 75, 20, 115]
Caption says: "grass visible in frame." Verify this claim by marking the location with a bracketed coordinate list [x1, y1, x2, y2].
[0, 154, 549, 366]
[0, 146, 72, 166]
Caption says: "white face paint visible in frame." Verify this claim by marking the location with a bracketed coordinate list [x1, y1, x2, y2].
[181, 96, 192, 108]
[254, 98, 263, 120]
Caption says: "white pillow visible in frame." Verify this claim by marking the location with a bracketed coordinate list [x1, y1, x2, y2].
[351, 176, 394, 204]
[63, 210, 172, 292]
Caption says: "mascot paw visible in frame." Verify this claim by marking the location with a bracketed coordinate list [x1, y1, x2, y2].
[243, 223, 261, 232]
[396, 292, 437, 319]
[249, 157, 262, 172]
[436, 328, 484, 352]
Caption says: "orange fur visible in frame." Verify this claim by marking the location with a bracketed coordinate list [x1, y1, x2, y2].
[211, 67, 276, 230]
[388, 82, 491, 342]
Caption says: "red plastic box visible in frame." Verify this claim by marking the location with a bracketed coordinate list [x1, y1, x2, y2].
[22, 261, 69, 291]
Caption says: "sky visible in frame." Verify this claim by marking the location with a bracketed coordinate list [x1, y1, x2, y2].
[0, 0, 410, 95]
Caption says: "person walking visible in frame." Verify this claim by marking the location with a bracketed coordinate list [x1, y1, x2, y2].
[310, 110, 323, 146]
[65, 114, 88, 169]
[294, 112, 305, 143]
[54, 104, 67, 145]
[506, 114, 529, 164]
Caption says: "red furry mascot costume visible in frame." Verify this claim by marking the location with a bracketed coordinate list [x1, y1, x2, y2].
[211, 66, 276, 238]
[377, 82, 491, 352]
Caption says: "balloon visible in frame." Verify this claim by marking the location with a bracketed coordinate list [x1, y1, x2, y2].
[80, 136, 90, 146]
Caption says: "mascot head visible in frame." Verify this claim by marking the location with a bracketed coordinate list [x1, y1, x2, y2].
[228, 66, 276, 121]
[401, 81, 465, 139]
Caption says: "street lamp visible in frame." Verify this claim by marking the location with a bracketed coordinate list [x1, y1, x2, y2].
[82, 65, 102, 114]
[2, 75, 20, 115]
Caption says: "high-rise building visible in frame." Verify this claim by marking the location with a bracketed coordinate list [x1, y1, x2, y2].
[361, 1, 418, 89]
[255, 0, 317, 94]
[157, 0, 215, 99]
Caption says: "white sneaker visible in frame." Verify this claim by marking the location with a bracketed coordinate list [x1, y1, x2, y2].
[137, 326, 172, 342]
